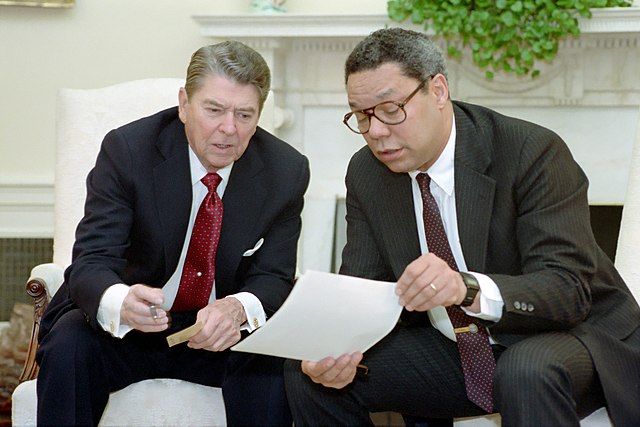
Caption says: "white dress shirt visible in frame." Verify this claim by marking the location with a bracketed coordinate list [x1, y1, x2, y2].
[408, 115, 504, 342]
[97, 146, 266, 337]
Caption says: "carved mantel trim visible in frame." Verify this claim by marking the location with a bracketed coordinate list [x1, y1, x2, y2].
[193, 9, 640, 38]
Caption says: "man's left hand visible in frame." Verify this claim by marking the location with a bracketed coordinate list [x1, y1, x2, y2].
[301, 353, 363, 389]
[187, 297, 247, 352]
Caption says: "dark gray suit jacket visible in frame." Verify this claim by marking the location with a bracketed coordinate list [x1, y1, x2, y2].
[340, 101, 640, 424]
[41, 106, 310, 335]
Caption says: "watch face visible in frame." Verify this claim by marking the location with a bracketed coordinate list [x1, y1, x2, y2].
[460, 272, 479, 307]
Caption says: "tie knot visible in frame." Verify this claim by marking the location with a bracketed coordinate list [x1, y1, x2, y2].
[201, 173, 222, 193]
[416, 173, 431, 194]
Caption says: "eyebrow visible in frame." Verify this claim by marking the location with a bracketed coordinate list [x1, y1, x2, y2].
[203, 99, 257, 114]
[203, 99, 225, 108]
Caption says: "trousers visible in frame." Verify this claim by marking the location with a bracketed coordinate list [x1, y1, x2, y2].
[36, 309, 291, 426]
[284, 323, 605, 427]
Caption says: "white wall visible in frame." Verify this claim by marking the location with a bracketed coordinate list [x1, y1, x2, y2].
[0, 0, 387, 238]
[0, 0, 387, 186]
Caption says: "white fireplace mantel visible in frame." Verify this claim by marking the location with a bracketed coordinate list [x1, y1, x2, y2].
[193, 10, 640, 108]
[193, 9, 640, 38]
[194, 10, 640, 273]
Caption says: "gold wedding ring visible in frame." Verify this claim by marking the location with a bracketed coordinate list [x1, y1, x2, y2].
[430, 283, 437, 292]
[149, 304, 158, 320]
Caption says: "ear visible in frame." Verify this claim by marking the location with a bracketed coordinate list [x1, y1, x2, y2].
[431, 73, 450, 107]
[177, 87, 188, 123]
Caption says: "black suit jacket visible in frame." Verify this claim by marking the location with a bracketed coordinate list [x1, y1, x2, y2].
[41, 107, 310, 335]
[340, 101, 640, 424]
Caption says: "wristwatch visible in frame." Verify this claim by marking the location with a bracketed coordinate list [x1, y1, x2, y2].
[459, 272, 480, 307]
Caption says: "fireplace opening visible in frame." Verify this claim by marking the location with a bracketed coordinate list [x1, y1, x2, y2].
[589, 205, 623, 262]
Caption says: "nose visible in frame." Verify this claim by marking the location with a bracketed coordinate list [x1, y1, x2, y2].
[218, 111, 237, 135]
[367, 115, 390, 138]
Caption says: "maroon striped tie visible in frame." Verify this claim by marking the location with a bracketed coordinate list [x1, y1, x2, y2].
[416, 173, 495, 413]
[172, 173, 223, 312]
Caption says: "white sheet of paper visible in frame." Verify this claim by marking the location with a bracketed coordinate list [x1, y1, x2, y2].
[231, 270, 402, 361]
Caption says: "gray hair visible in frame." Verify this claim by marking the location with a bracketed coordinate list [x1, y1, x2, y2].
[185, 41, 271, 111]
[345, 28, 448, 86]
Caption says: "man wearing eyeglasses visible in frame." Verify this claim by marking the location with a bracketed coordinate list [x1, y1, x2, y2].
[284, 28, 640, 426]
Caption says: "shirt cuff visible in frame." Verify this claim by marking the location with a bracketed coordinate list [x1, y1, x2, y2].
[226, 292, 266, 332]
[461, 272, 504, 322]
[97, 283, 133, 338]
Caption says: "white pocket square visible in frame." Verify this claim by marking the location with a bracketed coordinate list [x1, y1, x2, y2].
[243, 238, 264, 257]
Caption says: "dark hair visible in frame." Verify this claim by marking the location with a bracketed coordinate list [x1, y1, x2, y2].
[345, 28, 448, 85]
[185, 41, 271, 111]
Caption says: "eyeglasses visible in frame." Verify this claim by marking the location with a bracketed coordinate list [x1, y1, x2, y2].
[343, 75, 434, 135]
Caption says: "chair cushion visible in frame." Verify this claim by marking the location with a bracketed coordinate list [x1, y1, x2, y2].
[12, 378, 226, 426]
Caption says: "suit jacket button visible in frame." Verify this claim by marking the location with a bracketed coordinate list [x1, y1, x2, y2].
[514, 301, 521, 310]
[527, 303, 534, 312]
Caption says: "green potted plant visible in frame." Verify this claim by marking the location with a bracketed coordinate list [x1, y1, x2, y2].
[387, 0, 633, 79]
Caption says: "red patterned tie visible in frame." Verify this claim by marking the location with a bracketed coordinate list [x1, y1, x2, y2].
[416, 173, 495, 413]
[172, 173, 224, 312]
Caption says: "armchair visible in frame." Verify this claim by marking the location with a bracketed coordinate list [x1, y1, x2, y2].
[11, 78, 228, 426]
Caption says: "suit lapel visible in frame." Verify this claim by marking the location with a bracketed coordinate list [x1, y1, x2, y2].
[368, 152, 422, 278]
[453, 103, 496, 272]
[215, 137, 266, 291]
[153, 118, 192, 276]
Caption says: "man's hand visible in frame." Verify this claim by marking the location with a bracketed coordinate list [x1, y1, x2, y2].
[120, 284, 169, 332]
[301, 352, 363, 389]
[396, 253, 473, 312]
[187, 297, 247, 352]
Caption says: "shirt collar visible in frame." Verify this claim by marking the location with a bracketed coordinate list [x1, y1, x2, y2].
[409, 114, 456, 196]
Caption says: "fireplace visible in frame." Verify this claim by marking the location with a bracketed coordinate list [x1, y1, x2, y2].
[192, 11, 640, 274]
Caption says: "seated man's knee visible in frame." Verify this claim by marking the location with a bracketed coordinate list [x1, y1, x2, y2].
[494, 338, 574, 397]
[38, 309, 99, 366]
